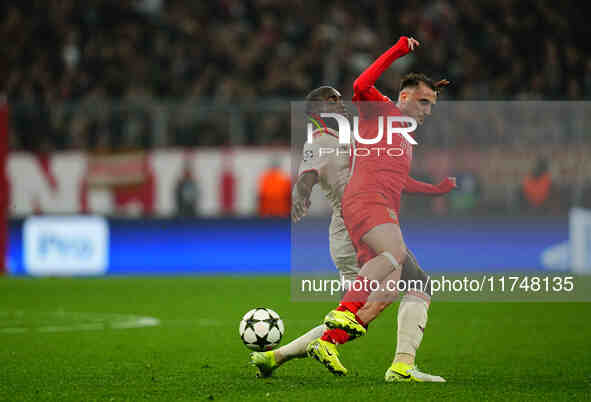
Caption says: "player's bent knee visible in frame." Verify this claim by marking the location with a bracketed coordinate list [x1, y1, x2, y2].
[361, 223, 408, 263]
[380, 251, 399, 269]
[393, 245, 408, 266]
[401, 250, 431, 296]
[381, 247, 407, 270]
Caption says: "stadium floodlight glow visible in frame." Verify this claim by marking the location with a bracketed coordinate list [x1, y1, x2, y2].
[307, 113, 418, 145]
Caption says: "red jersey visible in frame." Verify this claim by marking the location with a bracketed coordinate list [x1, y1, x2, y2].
[346, 37, 413, 208]
[341, 37, 455, 265]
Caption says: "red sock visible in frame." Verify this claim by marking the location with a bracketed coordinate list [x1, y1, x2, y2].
[320, 313, 367, 345]
[335, 305, 368, 327]
[321, 276, 372, 345]
[338, 275, 371, 314]
[321, 329, 350, 344]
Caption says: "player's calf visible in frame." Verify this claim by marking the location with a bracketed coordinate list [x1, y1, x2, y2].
[394, 293, 429, 363]
[321, 250, 403, 345]
[393, 249, 431, 366]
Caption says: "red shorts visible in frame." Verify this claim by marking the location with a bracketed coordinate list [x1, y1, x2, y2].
[342, 192, 401, 267]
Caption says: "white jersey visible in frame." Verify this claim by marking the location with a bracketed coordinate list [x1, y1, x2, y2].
[298, 127, 349, 223]
[297, 127, 359, 280]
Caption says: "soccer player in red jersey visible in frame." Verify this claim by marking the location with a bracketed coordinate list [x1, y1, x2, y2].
[307, 36, 456, 382]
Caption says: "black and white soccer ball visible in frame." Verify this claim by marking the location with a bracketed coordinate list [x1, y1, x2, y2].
[239, 308, 285, 351]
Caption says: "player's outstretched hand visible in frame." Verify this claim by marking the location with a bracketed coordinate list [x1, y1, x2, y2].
[292, 197, 311, 223]
[407, 37, 420, 51]
[437, 177, 458, 194]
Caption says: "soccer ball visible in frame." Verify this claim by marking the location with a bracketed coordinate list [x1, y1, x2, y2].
[239, 307, 284, 351]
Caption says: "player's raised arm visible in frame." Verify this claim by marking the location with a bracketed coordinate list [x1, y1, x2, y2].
[403, 176, 457, 196]
[353, 37, 419, 97]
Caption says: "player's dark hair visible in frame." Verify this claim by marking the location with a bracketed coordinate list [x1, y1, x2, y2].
[399, 73, 450, 94]
[305, 86, 339, 102]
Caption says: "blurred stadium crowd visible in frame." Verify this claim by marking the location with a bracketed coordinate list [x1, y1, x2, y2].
[2, 0, 591, 216]
[3, 0, 590, 151]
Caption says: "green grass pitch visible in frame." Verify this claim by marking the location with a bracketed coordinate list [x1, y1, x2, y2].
[1, 276, 590, 401]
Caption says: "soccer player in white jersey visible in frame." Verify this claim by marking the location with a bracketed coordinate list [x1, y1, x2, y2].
[250, 86, 358, 377]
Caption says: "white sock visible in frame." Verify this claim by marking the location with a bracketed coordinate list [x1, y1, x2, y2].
[395, 294, 429, 357]
[275, 324, 326, 364]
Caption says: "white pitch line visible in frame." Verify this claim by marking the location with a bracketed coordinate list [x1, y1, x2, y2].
[0, 312, 160, 334]
[38, 323, 106, 333]
[111, 317, 160, 329]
